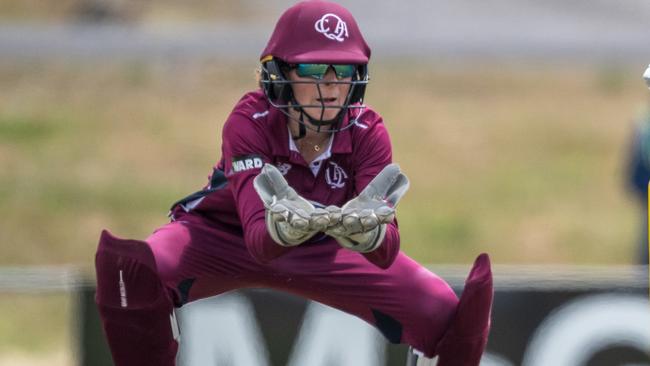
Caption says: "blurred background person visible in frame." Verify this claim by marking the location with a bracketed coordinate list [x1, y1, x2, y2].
[625, 65, 650, 266]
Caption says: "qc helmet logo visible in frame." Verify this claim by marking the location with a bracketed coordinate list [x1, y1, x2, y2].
[314, 13, 349, 42]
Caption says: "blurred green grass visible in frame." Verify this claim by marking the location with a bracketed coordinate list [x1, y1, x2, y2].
[0, 60, 645, 267]
[0, 294, 71, 352]
[0, 293, 73, 365]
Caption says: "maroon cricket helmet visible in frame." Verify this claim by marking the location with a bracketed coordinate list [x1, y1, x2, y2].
[260, 0, 371, 64]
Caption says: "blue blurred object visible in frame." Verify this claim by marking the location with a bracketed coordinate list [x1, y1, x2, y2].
[626, 107, 650, 266]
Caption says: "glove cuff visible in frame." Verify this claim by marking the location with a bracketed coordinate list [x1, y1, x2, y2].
[266, 212, 315, 247]
[334, 224, 386, 253]
[360, 224, 386, 253]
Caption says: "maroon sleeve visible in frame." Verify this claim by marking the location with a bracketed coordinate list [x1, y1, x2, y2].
[221, 112, 292, 263]
[353, 115, 400, 269]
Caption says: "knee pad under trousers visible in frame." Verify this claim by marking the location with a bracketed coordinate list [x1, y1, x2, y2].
[95, 230, 179, 366]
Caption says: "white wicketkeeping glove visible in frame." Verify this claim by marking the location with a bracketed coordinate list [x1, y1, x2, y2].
[325, 163, 410, 253]
[253, 164, 334, 246]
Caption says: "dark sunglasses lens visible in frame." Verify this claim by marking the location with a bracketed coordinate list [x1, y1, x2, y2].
[295, 64, 356, 79]
[333, 65, 356, 79]
[296, 64, 329, 79]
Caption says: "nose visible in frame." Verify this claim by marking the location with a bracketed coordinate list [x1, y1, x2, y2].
[322, 67, 338, 84]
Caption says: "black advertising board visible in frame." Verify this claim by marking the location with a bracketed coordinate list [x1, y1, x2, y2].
[79, 265, 649, 365]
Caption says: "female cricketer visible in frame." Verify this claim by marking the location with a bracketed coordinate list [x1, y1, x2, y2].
[94, 1, 493, 365]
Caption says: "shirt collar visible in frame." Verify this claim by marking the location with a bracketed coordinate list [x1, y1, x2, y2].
[288, 126, 333, 163]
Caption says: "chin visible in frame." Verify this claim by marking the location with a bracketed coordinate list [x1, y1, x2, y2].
[305, 108, 342, 122]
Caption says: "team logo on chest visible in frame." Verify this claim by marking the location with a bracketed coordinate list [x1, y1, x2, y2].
[314, 13, 349, 42]
[325, 162, 348, 189]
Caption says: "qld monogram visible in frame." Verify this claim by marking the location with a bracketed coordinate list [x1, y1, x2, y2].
[315, 13, 349, 42]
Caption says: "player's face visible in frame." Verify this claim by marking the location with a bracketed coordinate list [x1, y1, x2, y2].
[287, 66, 352, 122]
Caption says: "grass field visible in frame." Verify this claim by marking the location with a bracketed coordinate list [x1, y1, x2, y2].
[0, 59, 648, 362]
[0, 293, 73, 365]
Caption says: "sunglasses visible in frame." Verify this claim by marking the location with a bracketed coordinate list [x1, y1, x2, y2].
[293, 64, 357, 80]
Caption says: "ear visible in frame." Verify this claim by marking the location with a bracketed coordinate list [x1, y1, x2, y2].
[261, 59, 293, 103]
